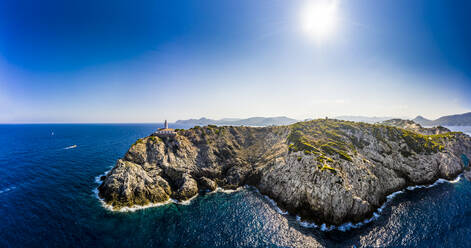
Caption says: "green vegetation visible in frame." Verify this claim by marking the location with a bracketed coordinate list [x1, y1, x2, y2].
[399, 130, 459, 155]
[286, 118, 456, 161]
[320, 142, 353, 161]
[149, 136, 162, 143]
[287, 119, 355, 162]
[205, 125, 223, 135]
[320, 164, 337, 174]
[316, 154, 334, 164]
[132, 138, 145, 146]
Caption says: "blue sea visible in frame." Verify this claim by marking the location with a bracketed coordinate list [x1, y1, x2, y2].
[1, 124, 471, 248]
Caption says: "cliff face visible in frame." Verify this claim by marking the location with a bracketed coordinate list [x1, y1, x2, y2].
[98, 119, 471, 225]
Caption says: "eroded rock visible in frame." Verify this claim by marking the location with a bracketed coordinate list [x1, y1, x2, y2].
[98, 119, 471, 225]
[197, 177, 218, 192]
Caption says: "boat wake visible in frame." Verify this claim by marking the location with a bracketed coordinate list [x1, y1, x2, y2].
[0, 185, 16, 195]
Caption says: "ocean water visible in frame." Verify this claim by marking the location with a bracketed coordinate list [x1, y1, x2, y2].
[1, 124, 471, 248]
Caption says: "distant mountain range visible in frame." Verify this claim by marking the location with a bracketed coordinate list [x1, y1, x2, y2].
[174, 116, 298, 127]
[413, 112, 471, 126]
[173, 112, 471, 128]
[335, 116, 398, 124]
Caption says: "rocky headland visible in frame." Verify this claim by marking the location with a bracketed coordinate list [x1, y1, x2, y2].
[413, 112, 471, 126]
[98, 119, 471, 226]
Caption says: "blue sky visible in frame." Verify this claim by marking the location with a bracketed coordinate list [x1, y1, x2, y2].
[1, 0, 470, 123]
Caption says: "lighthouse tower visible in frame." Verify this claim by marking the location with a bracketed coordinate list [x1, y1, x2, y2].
[154, 119, 176, 137]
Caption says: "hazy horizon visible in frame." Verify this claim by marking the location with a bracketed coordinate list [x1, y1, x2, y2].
[1, 0, 471, 123]
[1, 113, 468, 124]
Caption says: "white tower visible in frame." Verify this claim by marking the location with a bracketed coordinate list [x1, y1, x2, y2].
[164, 120, 168, 129]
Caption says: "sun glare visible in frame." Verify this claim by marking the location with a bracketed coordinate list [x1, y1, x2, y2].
[301, 0, 338, 40]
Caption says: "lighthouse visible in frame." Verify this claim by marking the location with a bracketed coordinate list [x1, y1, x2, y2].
[154, 119, 176, 137]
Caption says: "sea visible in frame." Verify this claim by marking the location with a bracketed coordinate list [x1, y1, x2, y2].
[1, 124, 471, 248]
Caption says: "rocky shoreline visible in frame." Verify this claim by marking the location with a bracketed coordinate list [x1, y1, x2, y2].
[98, 119, 471, 226]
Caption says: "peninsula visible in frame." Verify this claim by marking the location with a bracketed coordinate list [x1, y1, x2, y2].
[413, 112, 471, 126]
[98, 119, 471, 226]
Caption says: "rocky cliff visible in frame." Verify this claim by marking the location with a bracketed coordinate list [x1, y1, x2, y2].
[98, 119, 471, 225]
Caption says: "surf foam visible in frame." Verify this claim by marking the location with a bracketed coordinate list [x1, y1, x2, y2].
[92, 166, 462, 225]
[259, 175, 462, 232]
[93, 170, 204, 212]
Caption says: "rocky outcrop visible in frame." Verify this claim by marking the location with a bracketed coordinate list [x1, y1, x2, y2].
[381, 119, 450, 135]
[98, 119, 471, 225]
[197, 177, 218, 191]
[98, 159, 171, 207]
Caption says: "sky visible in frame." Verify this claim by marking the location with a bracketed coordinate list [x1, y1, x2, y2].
[1, 0, 471, 123]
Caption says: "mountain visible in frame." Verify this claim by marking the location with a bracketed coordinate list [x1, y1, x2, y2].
[412, 116, 434, 126]
[98, 119, 471, 226]
[413, 112, 471, 126]
[173, 117, 215, 126]
[335, 116, 397, 124]
[226, 117, 298, 126]
[174, 116, 298, 127]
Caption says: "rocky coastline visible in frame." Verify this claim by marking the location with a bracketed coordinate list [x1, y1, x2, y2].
[98, 119, 471, 226]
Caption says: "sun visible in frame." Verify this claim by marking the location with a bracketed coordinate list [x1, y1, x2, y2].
[301, 0, 338, 40]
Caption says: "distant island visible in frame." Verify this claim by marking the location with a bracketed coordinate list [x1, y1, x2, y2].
[413, 112, 471, 126]
[174, 116, 298, 127]
[98, 118, 471, 226]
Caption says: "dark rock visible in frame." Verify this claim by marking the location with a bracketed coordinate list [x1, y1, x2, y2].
[173, 174, 198, 201]
[197, 177, 218, 191]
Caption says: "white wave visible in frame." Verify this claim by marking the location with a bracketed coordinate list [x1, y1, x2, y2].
[449, 176, 461, 183]
[93, 186, 200, 212]
[93, 188, 176, 212]
[92, 169, 463, 225]
[93, 169, 177, 212]
[248, 186, 289, 215]
[213, 186, 243, 194]
[406, 176, 461, 191]
[263, 195, 289, 215]
[94, 168, 112, 184]
[296, 216, 319, 228]
[112, 199, 177, 212]
[93, 170, 244, 212]
[64, 145, 77, 150]
[260, 174, 463, 232]
[0, 186, 16, 194]
[177, 194, 200, 205]
[386, 190, 404, 200]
